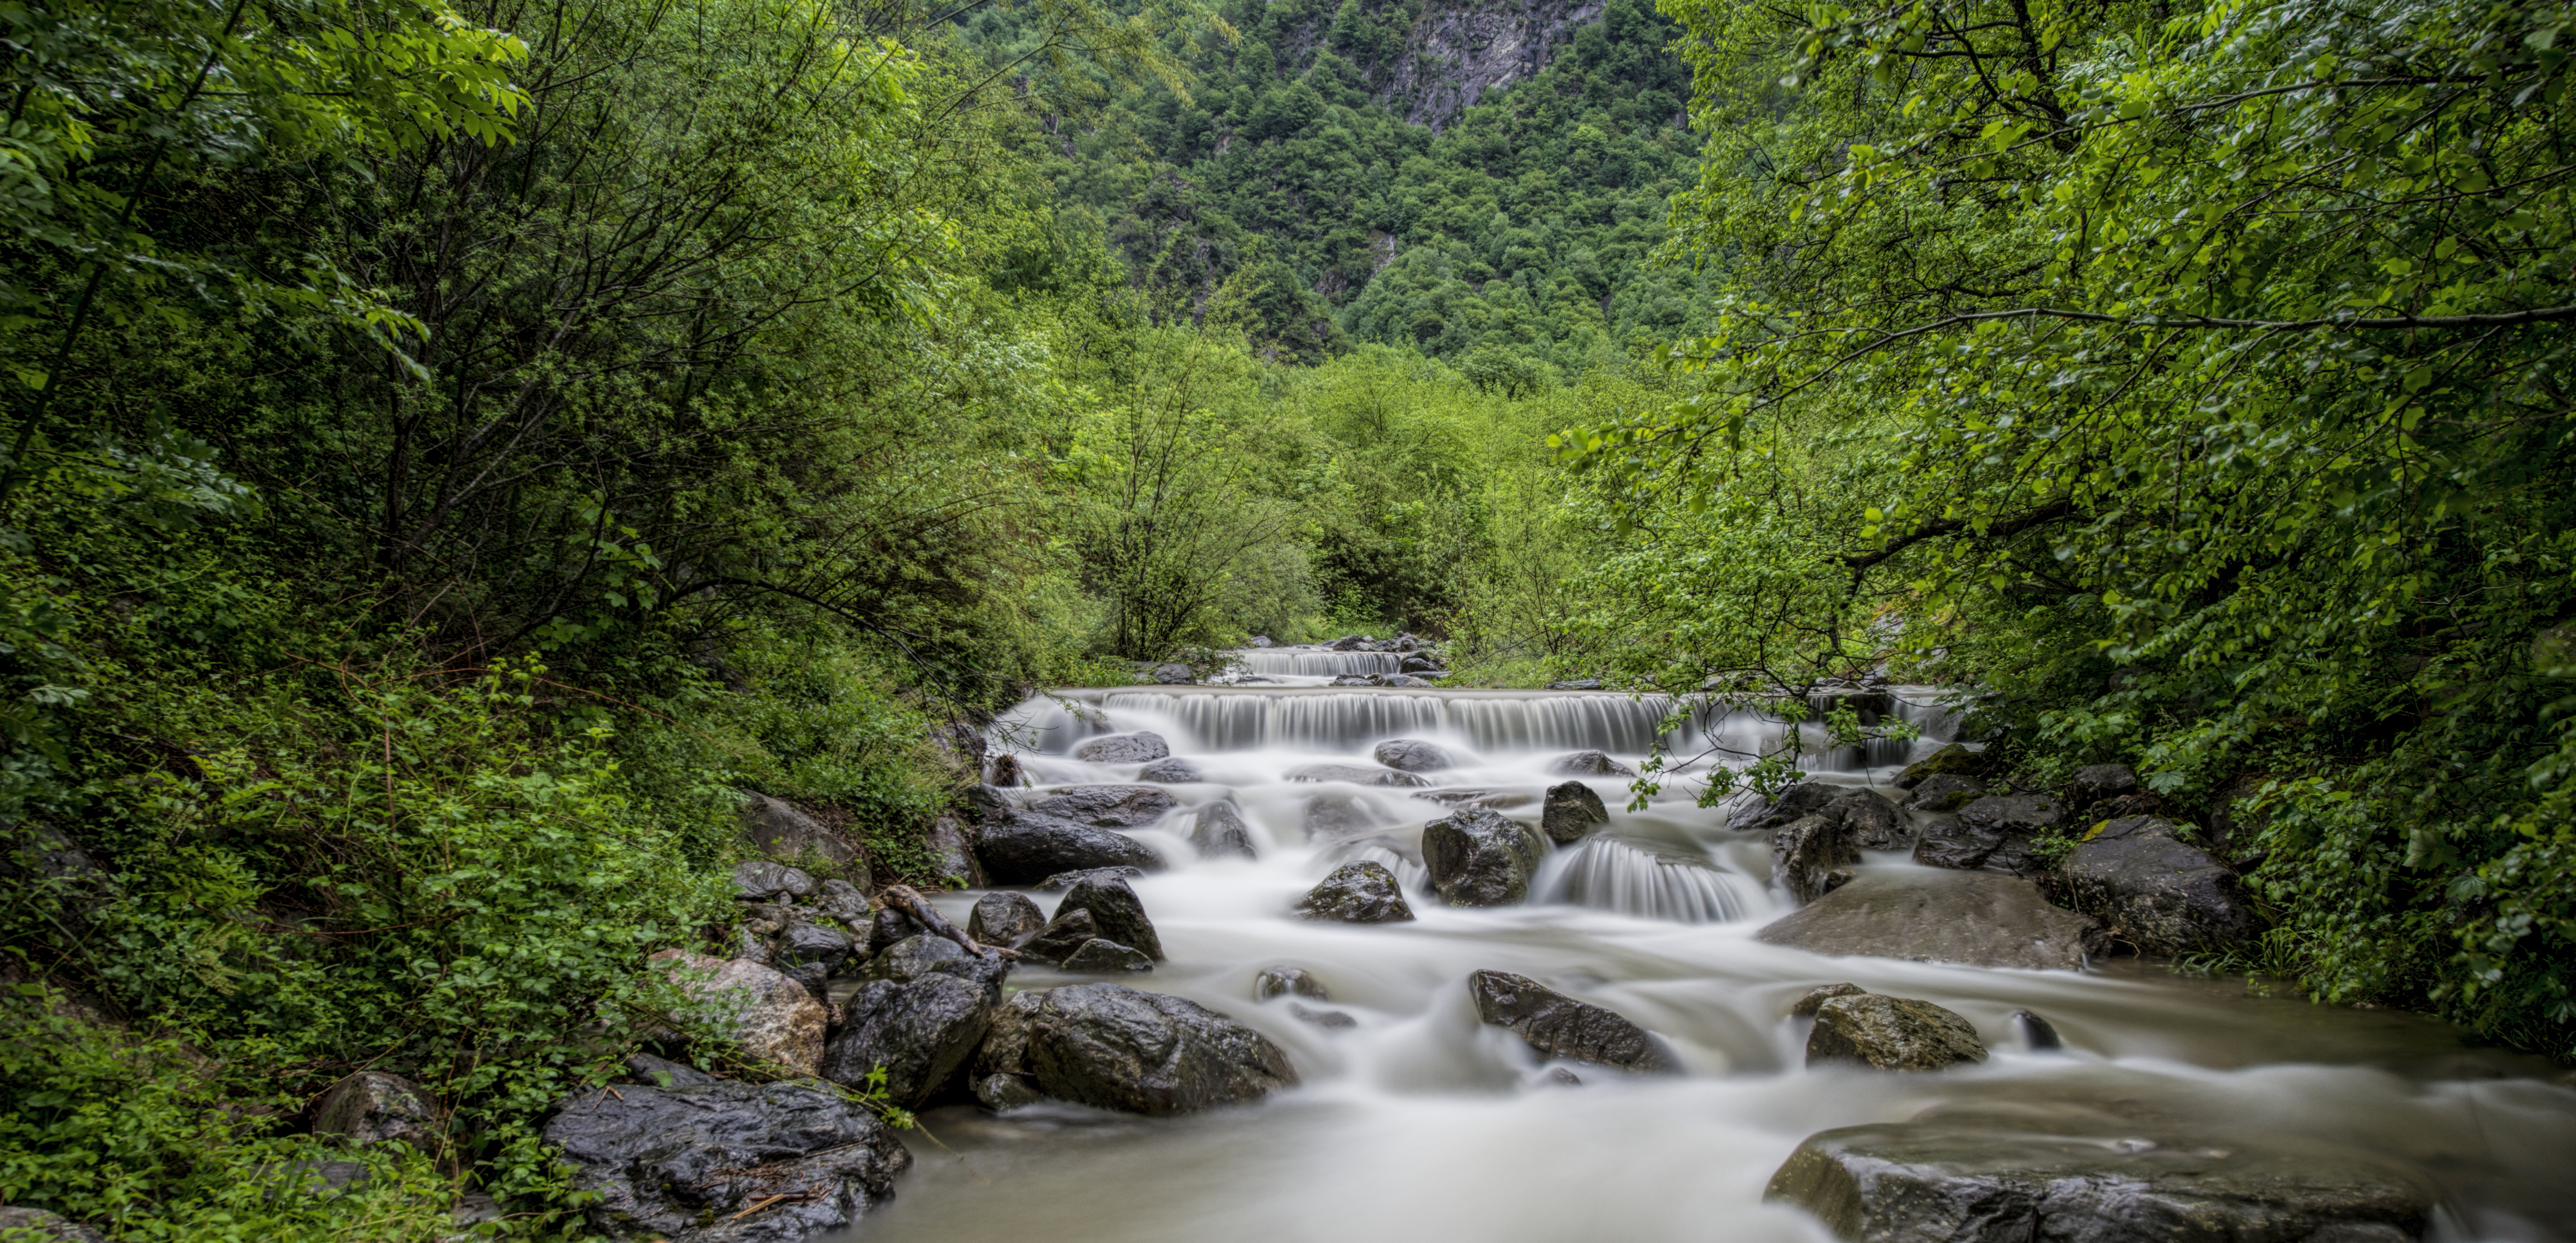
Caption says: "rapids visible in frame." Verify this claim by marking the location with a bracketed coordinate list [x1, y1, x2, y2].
[832, 655, 2576, 1243]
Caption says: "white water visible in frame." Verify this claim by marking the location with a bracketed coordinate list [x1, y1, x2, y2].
[836, 682, 2576, 1243]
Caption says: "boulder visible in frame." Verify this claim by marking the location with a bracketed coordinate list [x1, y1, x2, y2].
[1790, 982, 1865, 1018]
[1540, 781, 1609, 845]
[1916, 793, 2065, 873]
[986, 752, 1026, 787]
[1248, 635, 1273, 647]
[1371, 738, 1456, 772]
[1073, 731, 1170, 764]
[1329, 674, 1374, 686]
[1546, 678, 1604, 690]
[1051, 874, 1164, 961]
[1906, 774, 1986, 813]
[1039, 865, 1147, 891]
[0, 1208, 105, 1243]
[1729, 781, 1845, 833]
[2009, 1009, 2063, 1051]
[1023, 984, 1298, 1116]
[1414, 789, 1536, 811]
[821, 974, 995, 1109]
[1806, 994, 1987, 1071]
[1189, 801, 1257, 859]
[1399, 655, 1442, 675]
[1421, 807, 1548, 907]
[311, 1071, 437, 1148]
[1137, 757, 1202, 783]
[650, 951, 828, 1077]
[1303, 792, 1379, 836]
[865, 934, 964, 983]
[740, 793, 861, 874]
[1822, 788, 1910, 851]
[965, 891, 1045, 946]
[1021, 907, 1100, 963]
[2062, 816, 2267, 956]
[866, 906, 924, 954]
[1754, 871, 2107, 971]
[809, 878, 873, 926]
[774, 920, 857, 978]
[969, 990, 1046, 1108]
[1548, 749, 1637, 777]
[1255, 967, 1328, 1001]
[964, 783, 1015, 825]
[2066, 762, 2139, 807]
[1773, 813, 1860, 905]
[1326, 635, 1368, 651]
[731, 860, 815, 900]
[542, 1077, 910, 1242]
[1291, 1004, 1357, 1028]
[1467, 970, 1675, 1073]
[1285, 763, 1432, 788]
[975, 811, 1161, 885]
[1150, 662, 1193, 684]
[1027, 784, 1179, 828]
[1294, 861, 1415, 923]
[922, 815, 986, 888]
[1894, 742, 1990, 789]
[624, 1052, 719, 1088]
[1060, 939, 1154, 972]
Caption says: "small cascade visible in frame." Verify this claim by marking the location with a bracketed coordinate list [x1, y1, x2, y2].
[1235, 649, 1402, 677]
[1531, 835, 1760, 923]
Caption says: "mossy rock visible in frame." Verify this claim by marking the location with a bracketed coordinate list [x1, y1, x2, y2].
[1894, 744, 1991, 790]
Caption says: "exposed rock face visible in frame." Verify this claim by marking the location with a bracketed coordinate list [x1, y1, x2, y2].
[1754, 871, 2107, 971]
[1916, 793, 2065, 873]
[1730, 781, 1845, 833]
[1027, 784, 1179, 828]
[975, 811, 1161, 884]
[1773, 813, 1860, 905]
[731, 860, 815, 900]
[1052, 874, 1166, 961]
[651, 951, 828, 1077]
[1255, 966, 1329, 1001]
[1023, 984, 1298, 1116]
[1073, 731, 1170, 764]
[1467, 970, 1674, 1073]
[1540, 781, 1609, 844]
[1806, 994, 1988, 1071]
[2066, 762, 2140, 807]
[1421, 807, 1547, 907]
[1295, 861, 1416, 923]
[740, 793, 861, 874]
[1372, 738, 1457, 772]
[1894, 742, 1990, 789]
[1823, 789, 1910, 851]
[1286, 763, 1432, 787]
[1906, 774, 1986, 813]
[923, 814, 987, 888]
[821, 974, 996, 1109]
[311, 1070, 437, 1148]
[1548, 749, 1636, 776]
[1189, 801, 1257, 859]
[1790, 982, 1865, 1018]
[1138, 757, 1202, 783]
[1060, 939, 1155, 972]
[0, 1208, 106, 1243]
[542, 1077, 910, 1242]
[966, 891, 1045, 946]
[2063, 816, 2267, 956]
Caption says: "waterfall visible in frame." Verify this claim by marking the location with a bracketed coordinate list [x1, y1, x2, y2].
[1531, 835, 1758, 923]
[1235, 649, 1402, 677]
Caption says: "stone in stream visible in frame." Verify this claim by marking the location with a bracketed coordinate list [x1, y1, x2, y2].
[1399, 654, 1442, 675]
[1022, 983, 1299, 1116]
[1039, 865, 1147, 890]
[974, 811, 1161, 885]
[867, 906, 926, 954]
[1073, 730, 1170, 763]
[1789, 982, 1866, 1018]
[821, 973, 996, 1109]
[1821, 788, 1910, 851]
[542, 1077, 910, 1242]
[0, 1208, 105, 1243]
[1137, 756, 1202, 783]
[1371, 738, 1456, 772]
[1303, 792, 1380, 836]
[1052, 873, 1165, 960]
[649, 950, 828, 1077]
[1893, 742, 1991, 789]
[1915, 792, 2066, 874]
[1294, 861, 1416, 923]
[1026, 784, 1179, 828]
[1286, 762, 1433, 787]
[2010, 1009, 2063, 1051]
[2062, 815, 2266, 956]
[1189, 800, 1257, 859]
[1905, 773, 1987, 813]
[1290, 1003, 1358, 1029]
[964, 782, 1015, 825]
[1020, 908, 1100, 963]
[965, 891, 1046, 946]
[865, 934, 1009, 991]
[1059, 938, 1154, 972]
[1414, 788, 1536, 810]
[1549, 749, 1637, 777]
[970, 990, 1047, 1109]
[730, 859, 815, 900]
[740, 792, 863, 874]
[1540, 780, 1610, 844]
[1755, 870, 2107, 971]
[1255, 966, 1329, 1001]
[1805, 994, 1988, 1071]
[1467, 970, 1676, 1073]
[1729, 781, 1845, 833]
[311, 1070, 437, 1149]
[1422, 807, 1548, 907]
[1772, 812, 1860, 905]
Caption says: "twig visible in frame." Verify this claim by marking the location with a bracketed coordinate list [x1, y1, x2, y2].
[879, 885, 1018, 961]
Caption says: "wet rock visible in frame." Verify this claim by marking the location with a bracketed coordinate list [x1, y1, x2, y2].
[1380, 674, 1440, 688]
[1894, 742, 1991, 789]
[1540, 781, 1610, 845]
[966, 891, 1045, 947]
[1027, 784, 1179, 828]
[2063, 816, 2266, 956]
[1051, 874, 1164, 960]
[1255, 967, 1328, 1001]
[1399, 654, 1442, 675]
[1729, 781, 1845, 833]
[1073, 731, 1170, 764]
[809, 878, 873, 926]
[0, 1208, 106, 1243]
[1773, 813, 1860, 905]
[1546, 678, 1603, 690]
[1790, 982, 1866, 1018]
[1137, 757, 1202, 783]
[1754, 870, 2107, 971]
[1023, 983, 1298, 1116]
[740, 793, 862, 874]
[821, 974, 996, 1109]
[1806, 994, 1988, 1071]
[867, 906, 925, 954]
[1822, 788, 1909, 851]
[974, 1071, 1045, 1111]
[650, 951, 828, 1077]
[1021, 907, 1099, 963]
[542, 1077, 910, 1242]
[1303, 792, 1380, 836]
[1548, 749, 1637, 777]
[1038, 865, 1147, 891]
[1467, 970, 1675, 1073]
[1060, 939, 1154, 972]
[923, 814, 986, 888]
[1371, 738, 1456, 772]
[1916, 793, 2066, 873]
[1905, 774, 1986, 813]
[624, 1052, 719, 1088]
[866, 934, 966, 982]
[730, 923, 776, 965]
[2010, 1009, 2062, 1051]
[1329, 674, 1374, 686]
[964, 783, 1016, 825]
[2066, 762, 2140, 807]
[1413, 789, 1536, 811]
[971, 989, 1044, 1082]
[1189, 801, 1257, 860]
[1421, 807, 1548, 907]
[1290, 1003, 1357, 1029]
[775, 919, 857, 978]
[1286, 763, 1432, 787]
[311, 1071, 437, 1148]
[1326, 634, 1368, 651]
[731, 859, 815, 900]
[987, 752, 1026, 787]
[783, 960, 830, 1003]
[1295, 861, 1416, 923]
[975, 811, 1161, 885]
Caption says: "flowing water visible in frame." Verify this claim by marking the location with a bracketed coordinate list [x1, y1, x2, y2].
[834, 650, 2576, 1243]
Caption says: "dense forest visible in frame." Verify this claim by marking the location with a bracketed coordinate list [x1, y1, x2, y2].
[3, 0, 2572, 1234]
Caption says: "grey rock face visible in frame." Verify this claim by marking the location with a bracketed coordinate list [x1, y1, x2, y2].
[1906, 773, 1986, 813]
[1286, 763, 1432, 787]
[1822, 788, 1910, 850]
[1294, 861, 1416, 923]
[1806, 994, 1988, 1071]
[0, 1208, 106, 1243]
[1189, 801, 1257, 859]
[541, 1078, 910, 1242]
[1422, 807, 1548, 907]
[1773, 813, 1860, 905]
[965, 891, 1045, 946]
[1023, 984, 1298, 1115]
[2064, 816, 2267, 956]
[1371, 738, 1457, 772]
[821, 974, 996, 1109]
[1060, 939, 1154, 972]
[312, 1070, 437, 1148]
[1027, 784, 1179, 828]
[1467, 970, 1675, 1073]
[1916, 793, 2066, 873]
[1894, 742, 1990, 789]
[1729, 781, 1845, 833]
[731, 859, 815, 900]
[1051, 874, 1165, 961]
[923, 814, 987, 888]
[1073, 731, 1171, 763]
[1540, 781, 1609, 845]
[1790, 982, 1865, 1018]
[652, 951, 829, 1076]
[1548, 749, 1637, 776]
[740, 793, 862, 874]
[2067, 762, 2140, 806]
[1755, 871, 2107, 971]
[1255, 967, 1329, 1001]
[976, 811, 1161, 885]
[1137, 757, 1203, 783]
